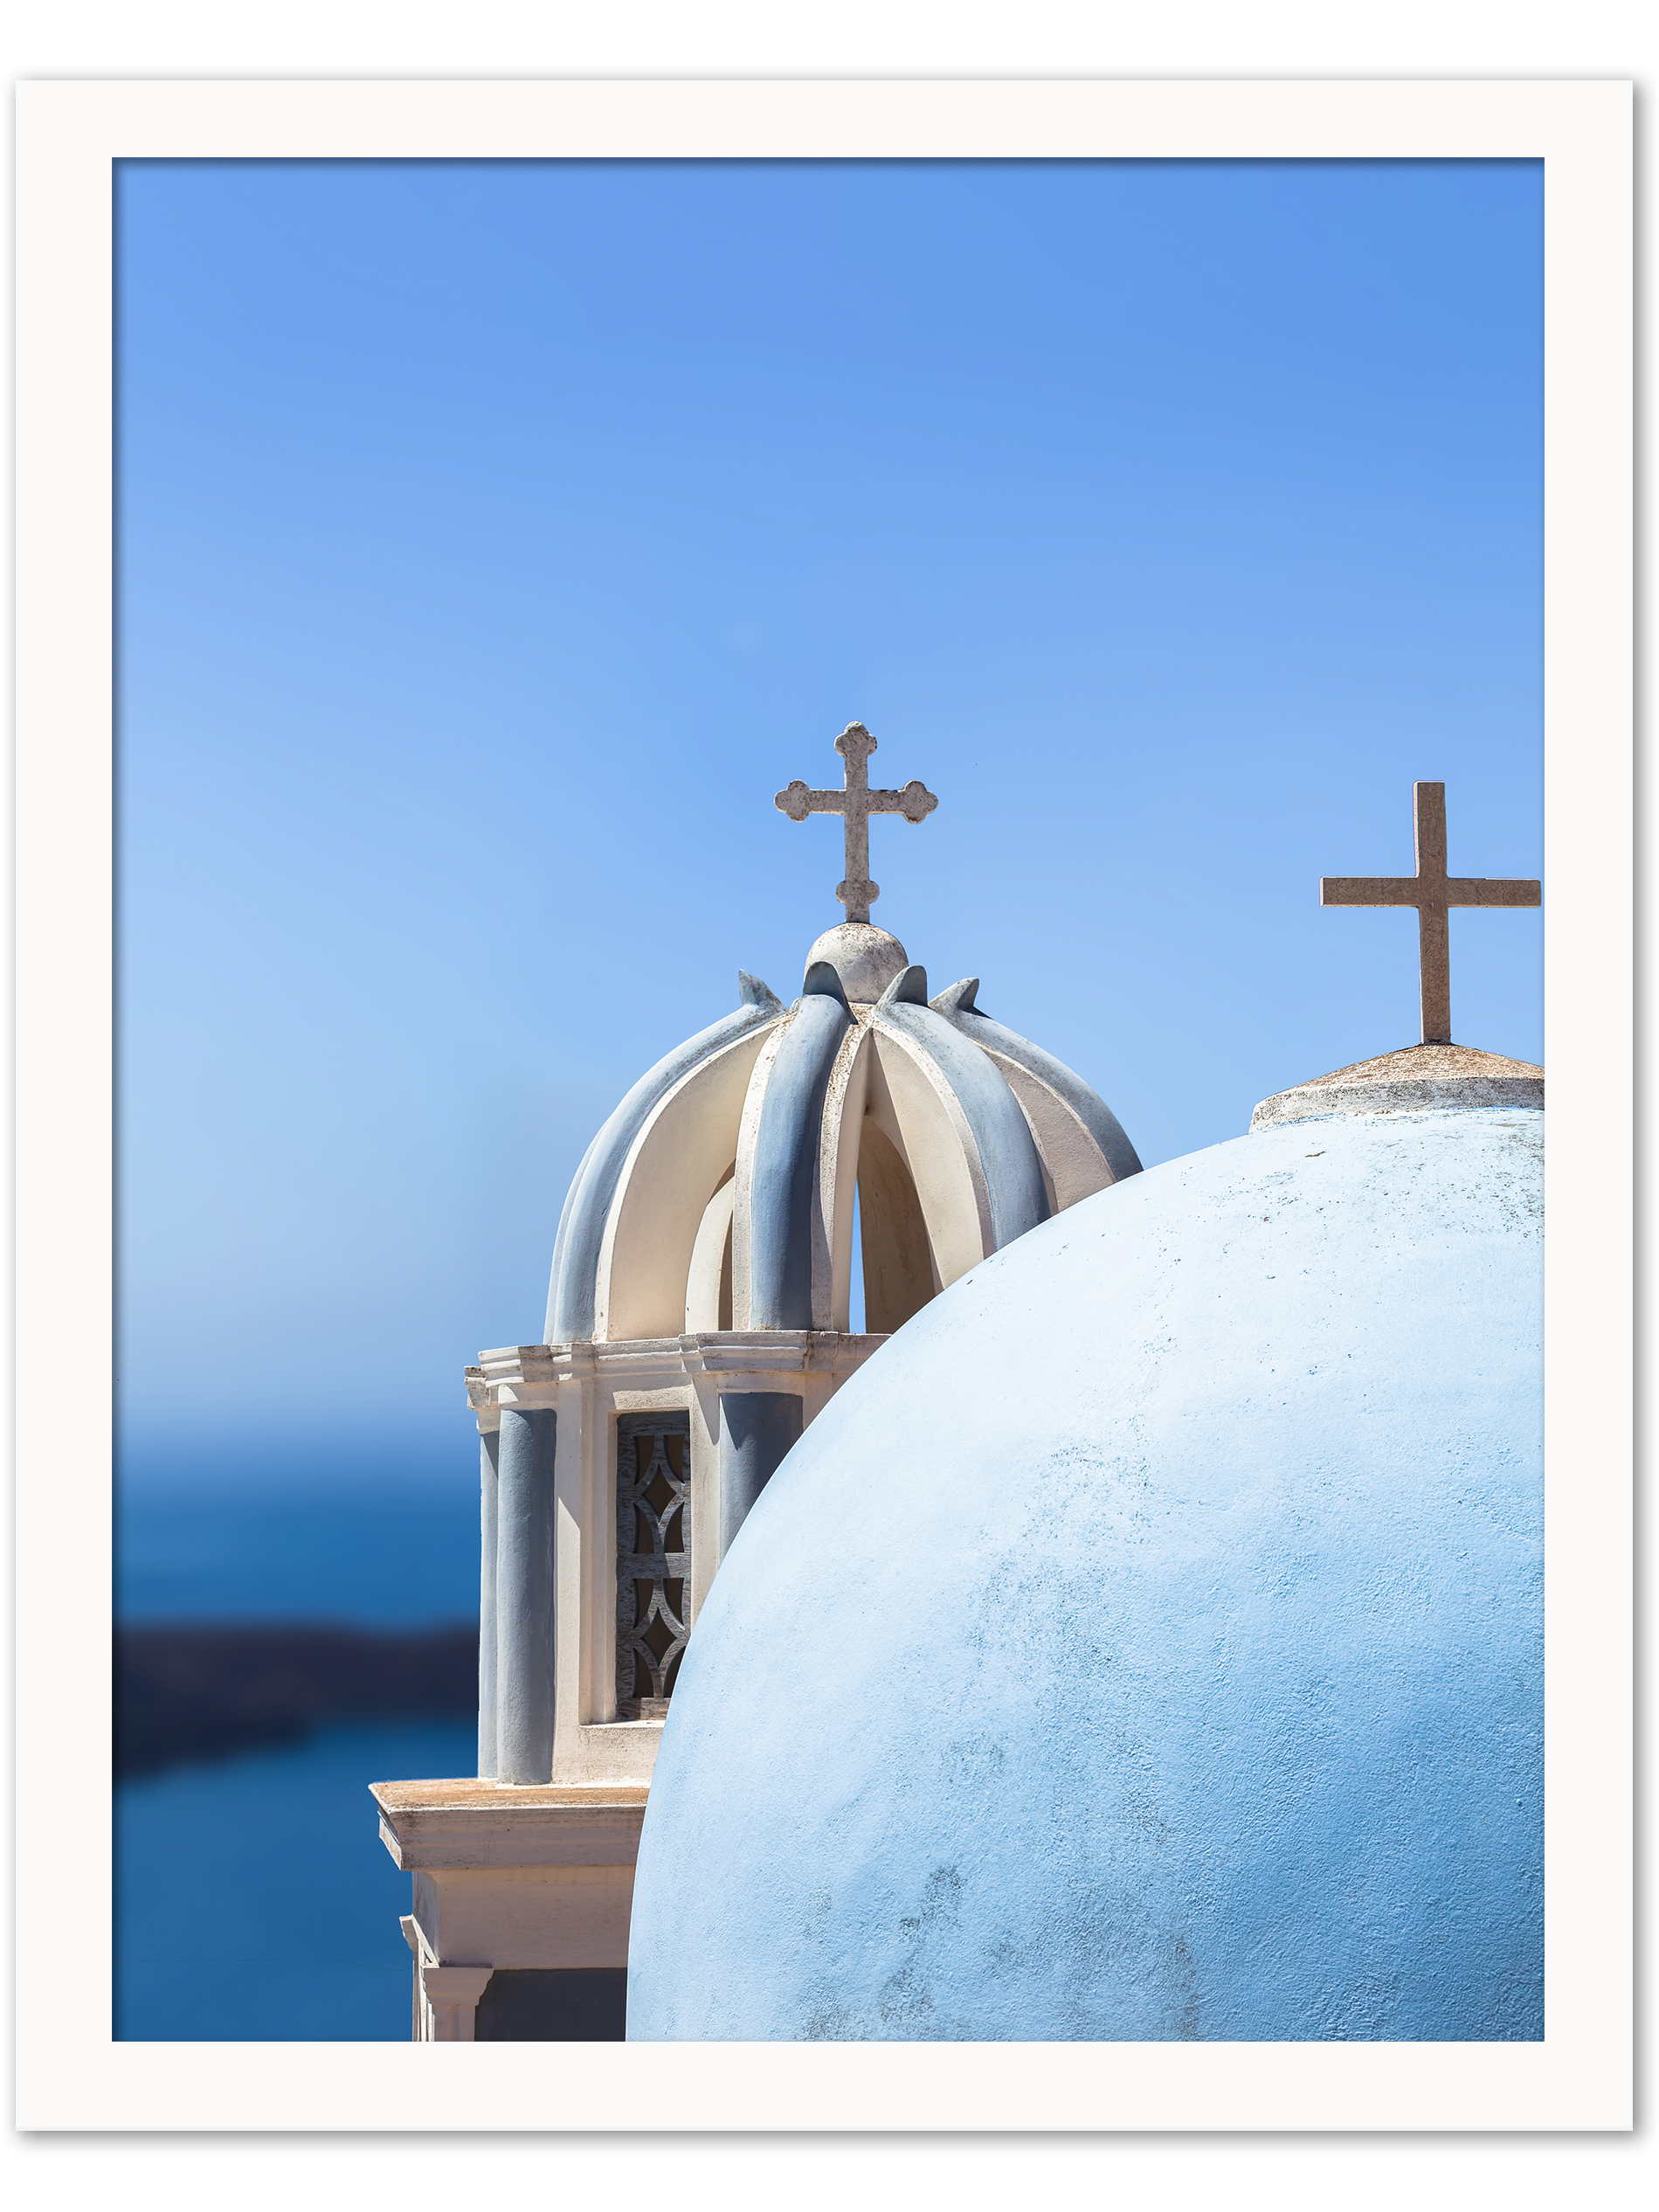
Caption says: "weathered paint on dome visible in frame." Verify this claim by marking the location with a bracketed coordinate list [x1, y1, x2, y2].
[627, 1104, 1544, 2041]
[805, 921, 909, 1005]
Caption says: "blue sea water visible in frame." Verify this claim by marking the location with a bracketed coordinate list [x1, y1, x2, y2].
[115, 1484, 481, 2040]
[116, 1716, 478, 2040]
[117, 1482, 481, 1625]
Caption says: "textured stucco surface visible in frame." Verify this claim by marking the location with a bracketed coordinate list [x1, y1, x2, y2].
[804, 920, 909, 1005]
[627, 1107, 1544, 2041]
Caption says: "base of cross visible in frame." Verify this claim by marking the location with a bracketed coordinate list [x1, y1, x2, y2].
[1250, 1040, 1544, 1130]
[836, 876, 878, 922]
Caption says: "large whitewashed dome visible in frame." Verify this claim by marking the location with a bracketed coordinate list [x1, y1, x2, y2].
[626, 1051, 1545, 2041]
[543, 920, 1141, 1345]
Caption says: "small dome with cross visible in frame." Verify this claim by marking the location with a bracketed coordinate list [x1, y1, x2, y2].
[466, 720, 1145, 1812]
[543, 721, 1141, 1349]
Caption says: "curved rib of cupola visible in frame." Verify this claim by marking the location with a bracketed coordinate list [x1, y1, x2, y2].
[868, 971, 1051, 1268]
[544, 975, 784, 1344]
[930, 977, 1143, 1203]
[731, 978, 853, 1331]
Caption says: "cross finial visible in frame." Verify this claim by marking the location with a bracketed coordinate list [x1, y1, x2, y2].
[1321, 782, 1540, 1045]
[775, 722, 938, 923]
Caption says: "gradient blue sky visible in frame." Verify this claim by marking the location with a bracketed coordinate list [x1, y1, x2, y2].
[116, 157, 1543, 1488]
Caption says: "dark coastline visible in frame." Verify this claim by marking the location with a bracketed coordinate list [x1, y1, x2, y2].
[115, 1621, 480, 1778]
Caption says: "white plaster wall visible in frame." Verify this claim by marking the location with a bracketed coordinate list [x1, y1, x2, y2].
[413, 1864, 636, 1972]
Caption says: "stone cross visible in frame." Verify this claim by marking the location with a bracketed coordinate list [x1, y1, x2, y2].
[775, 722, 938, 923]
[1321, 781, 1540, 1045]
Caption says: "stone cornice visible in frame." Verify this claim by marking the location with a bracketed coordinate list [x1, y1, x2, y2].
[372, 1778, 650, 1871]
[466, 1329, 889, 1421]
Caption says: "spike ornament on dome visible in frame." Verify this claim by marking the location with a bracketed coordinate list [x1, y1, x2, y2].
[775, 721, 938, 923]
[1320, 781, 1540, 1046]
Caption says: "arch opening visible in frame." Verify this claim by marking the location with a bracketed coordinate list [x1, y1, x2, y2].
[685, 1168, 736, 1332]
[855, 1119, 937, 1335]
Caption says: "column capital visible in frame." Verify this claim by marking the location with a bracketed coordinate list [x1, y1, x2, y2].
[419, 1962, 494, 2041]
[465, 1365, 498, 1430]
[421, 1964, 494, 2003]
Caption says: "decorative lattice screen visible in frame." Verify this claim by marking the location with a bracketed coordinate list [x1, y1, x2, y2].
[615, 1412, 691, 1720]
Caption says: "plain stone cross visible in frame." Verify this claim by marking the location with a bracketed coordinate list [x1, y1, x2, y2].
[1321, 781, 1540, 1046]
[776, 722, 938, 923]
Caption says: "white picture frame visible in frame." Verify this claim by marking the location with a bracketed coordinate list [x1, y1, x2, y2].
[15, 75, 1631, 2133]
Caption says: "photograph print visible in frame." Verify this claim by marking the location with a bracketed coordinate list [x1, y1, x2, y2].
[114, 153, 1544, 2044]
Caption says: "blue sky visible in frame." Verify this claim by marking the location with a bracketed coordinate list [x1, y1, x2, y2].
[116, 157, 1543, 1487]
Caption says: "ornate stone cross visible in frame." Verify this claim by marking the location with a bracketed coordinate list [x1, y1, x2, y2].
[1321, 781, 1540, 1045]
[775, 722, 938, 923]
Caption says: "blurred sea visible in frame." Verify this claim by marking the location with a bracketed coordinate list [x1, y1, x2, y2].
[117, 1483, 481, 1625]
[114, 1483, 480, 2041]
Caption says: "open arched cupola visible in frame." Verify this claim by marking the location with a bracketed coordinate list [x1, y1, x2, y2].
[548, 922, 1140, 1349]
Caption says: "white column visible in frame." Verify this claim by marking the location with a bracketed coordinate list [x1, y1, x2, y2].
[477, 1427, 501, 1778]
[400, 1914, 423, 2041]
[717, 1391, 803, 1559]
[418, 1964, 494, 2043]
[496, 1407, 556, 1783]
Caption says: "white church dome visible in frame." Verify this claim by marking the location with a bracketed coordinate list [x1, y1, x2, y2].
[626, 1050, 1545, 2040]
[543, 932, 1142, 1345]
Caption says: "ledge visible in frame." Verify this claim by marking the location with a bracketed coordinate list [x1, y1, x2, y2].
[371, 1776, 651, 1871]
[468, 1330, 892, 1417]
